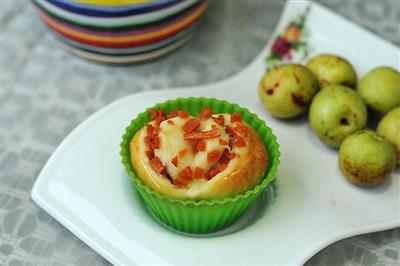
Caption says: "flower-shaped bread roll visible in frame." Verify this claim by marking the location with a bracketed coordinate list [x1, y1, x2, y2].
[130, 107, 268, 200]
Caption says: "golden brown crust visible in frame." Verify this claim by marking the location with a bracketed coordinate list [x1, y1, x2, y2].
[130, 119, 268, 200]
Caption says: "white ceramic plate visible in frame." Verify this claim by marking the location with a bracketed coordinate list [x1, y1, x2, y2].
[32, 1, 400, 265]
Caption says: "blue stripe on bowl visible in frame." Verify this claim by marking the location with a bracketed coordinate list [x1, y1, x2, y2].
[46, 0, 183, 18]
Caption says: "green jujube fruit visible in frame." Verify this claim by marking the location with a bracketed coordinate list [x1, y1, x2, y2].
[258, 64, 318, 119]
[306, 54, 357, 88]
[377, 107, 400, 164]
[357, 66, 400, 113]
[309, 85, 367, 148]
[339, 130, 396, 187]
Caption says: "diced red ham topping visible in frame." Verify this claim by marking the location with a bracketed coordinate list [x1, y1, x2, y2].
[182, 118, 200, 133]
[220, 149, 236, 164]
[225, 125, 235, 136]
[150, 157, 165, 174]
[220, 149, 230, 164]
[225, 124, 246, 148]
[206, 165, 220, 180]
[207, 150, 221, 164]
[150, 110, 158, 120]
[219, 163, 228, 172]
[199, 107, 212, 119]
[231, 135, 246, 148]
[231, 113, 242, 123]
[196, 140, 206, 152]
[152, 126, 160, 135]
[155, 116, 165, 126]
[206, 163, 228, 180]
[146, 125, 154, 136]
[167, 110, 179, 119]
[171, 156, 178, 167]
[145, 120, 162, 162]
[172, 179, 185, 187]
[233, 124, 249, 136]
[145, 150, 155, 160]
[144, 135, 152, 149]
[194, 167, 204, 178]
[150, 109, 166, 125]
[214, 115, 225, 126]
[177, 110, 190, 119]
[150, 109, 165, 121]
[184, 125, 220, 140]
[152, 136, 160, 149]
[178, 166, 193, 180]
[236, 136, 246, 147]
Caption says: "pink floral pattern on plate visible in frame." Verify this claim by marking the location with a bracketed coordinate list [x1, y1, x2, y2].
[266, 6, 311, 68]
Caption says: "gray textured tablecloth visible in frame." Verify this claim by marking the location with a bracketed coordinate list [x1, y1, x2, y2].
[1, 0, 399, 265]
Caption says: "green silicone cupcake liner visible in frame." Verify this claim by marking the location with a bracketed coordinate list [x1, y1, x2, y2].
[120, 97, 280, 234]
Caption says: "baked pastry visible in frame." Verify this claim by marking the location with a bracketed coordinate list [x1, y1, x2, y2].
[130, 107, 269, 200]
[121, 98, 280, 233]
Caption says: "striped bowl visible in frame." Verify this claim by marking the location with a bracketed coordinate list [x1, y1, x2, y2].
[32, 0, 208, 64]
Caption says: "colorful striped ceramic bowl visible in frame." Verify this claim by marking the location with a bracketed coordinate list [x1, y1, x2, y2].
[32, 0, 208, 64]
